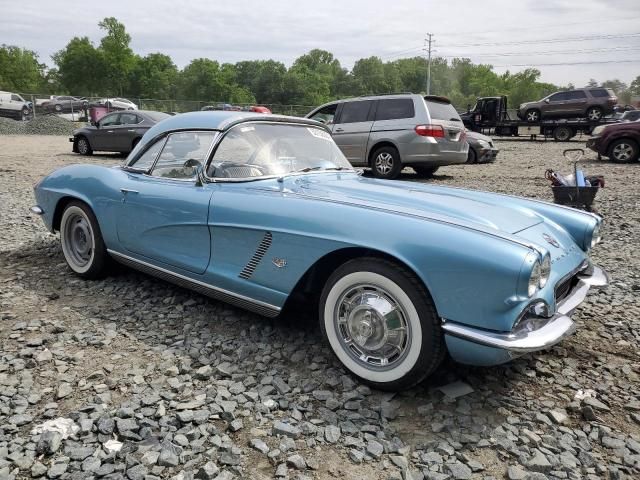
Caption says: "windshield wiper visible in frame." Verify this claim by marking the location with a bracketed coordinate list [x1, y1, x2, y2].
[294, 166, 349, 173]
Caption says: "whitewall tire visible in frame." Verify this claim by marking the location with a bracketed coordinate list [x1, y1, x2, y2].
[319, 258, 444, 390]
[60, 201, 108, 279]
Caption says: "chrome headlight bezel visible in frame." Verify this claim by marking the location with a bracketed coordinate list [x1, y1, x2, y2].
[584, 220, 603, 251]
[528, 260, 541, 297]
[539, 254, 551, 289]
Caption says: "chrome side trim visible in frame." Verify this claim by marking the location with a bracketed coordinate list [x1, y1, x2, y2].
[107, 249, 281, 318]
[442, 264, 608, 353]
[30, 206, 44, 215]
[239, 232, 273, 279]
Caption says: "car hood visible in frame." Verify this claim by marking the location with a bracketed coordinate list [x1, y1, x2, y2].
[466, 131, 493, 144]
[287, 174, 542, 234]
[73, 126, 97, 135]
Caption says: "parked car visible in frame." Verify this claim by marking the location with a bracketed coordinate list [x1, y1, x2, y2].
[241, 105, 272, 114]
[0, 91, 32, 120]
[306, 94, 468, 179]
[201, 103, 241, 111]
[466, 130, 499, 163]
[70, 110, 170, 155]
[620, 110, 640, 122]
[587, 120, 640, 162]
[32, 111, 608, 390]
[96, 98, 138, 110]
[42, 96, 88, 113]
[517, 88, 617, 123]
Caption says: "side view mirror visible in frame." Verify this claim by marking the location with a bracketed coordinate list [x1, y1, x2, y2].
[194, 163, 206, 186]
[466, 104, 471, 113]
[544, 99, 550, 104]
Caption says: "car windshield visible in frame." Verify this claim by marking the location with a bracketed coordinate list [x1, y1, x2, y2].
[207, 123, 352, 179]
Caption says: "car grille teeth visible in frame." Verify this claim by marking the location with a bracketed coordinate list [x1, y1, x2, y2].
[239, 232, 273, 279]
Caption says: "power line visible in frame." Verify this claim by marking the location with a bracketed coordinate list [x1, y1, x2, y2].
[437, 45, 640, 59]
[440, 32, 640, 48]
[491, 59, 640, 68]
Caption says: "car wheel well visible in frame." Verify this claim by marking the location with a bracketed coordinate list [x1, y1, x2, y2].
[52, 196, 85, 232]
[286, 247, 435, 314]
[367, 141, 398, 166]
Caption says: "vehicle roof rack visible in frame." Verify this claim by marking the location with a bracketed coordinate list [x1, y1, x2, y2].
[357, 92, 415, 97]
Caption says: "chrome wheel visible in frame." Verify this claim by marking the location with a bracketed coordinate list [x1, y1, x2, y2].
[77, 137, 90, 155]
[334, 284, 410, 369]
[62, 209, 94, 270]
[375, 153, 394, 175]
[612, 142, 634, 161]
[526, 110, 539, 122]
[587, 108, 602, 121]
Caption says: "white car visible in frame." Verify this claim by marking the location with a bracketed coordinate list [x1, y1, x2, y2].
[98, 98, 138, 110]
[0, 91, 32, 120]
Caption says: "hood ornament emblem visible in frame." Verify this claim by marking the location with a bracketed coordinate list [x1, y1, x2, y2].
[272, 257, 287, 268]
[542, 233, 560, 248]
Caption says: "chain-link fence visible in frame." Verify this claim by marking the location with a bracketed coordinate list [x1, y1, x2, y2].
[18, 93, 315, 120]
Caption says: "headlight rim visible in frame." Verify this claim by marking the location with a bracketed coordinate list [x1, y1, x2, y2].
[539, 254, 551, 289]
[528, 260, 541, 297]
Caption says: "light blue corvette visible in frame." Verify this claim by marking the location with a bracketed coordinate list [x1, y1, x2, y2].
[32, 111, 608, 390]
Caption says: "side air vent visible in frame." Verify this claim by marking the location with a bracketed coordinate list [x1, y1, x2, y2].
[239, 232, 273, 279]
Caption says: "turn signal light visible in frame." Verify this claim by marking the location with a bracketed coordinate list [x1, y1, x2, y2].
[415, 125, 445, 138]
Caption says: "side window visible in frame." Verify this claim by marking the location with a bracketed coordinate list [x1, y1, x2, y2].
[566, 91, 587, 100]
[100, 114, 120, 127]
[589, 89, 609, 98]
[11, 94, 21, 102]
[337, 101, 372, 124]
[548, 92, 567, 102]
[309, 104, 337, 125]
[129, 138, 165, 171]
[375, 99, 415, 121]
[151, 132, 216, 179]
[120, 113, 140, 125]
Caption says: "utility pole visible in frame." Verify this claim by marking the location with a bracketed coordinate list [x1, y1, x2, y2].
[424, 33, 433, 95]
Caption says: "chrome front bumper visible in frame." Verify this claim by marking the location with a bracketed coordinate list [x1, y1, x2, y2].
[442, 265, 608, 353]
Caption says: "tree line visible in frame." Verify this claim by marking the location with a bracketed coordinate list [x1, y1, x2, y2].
[1, 17, 639, 110]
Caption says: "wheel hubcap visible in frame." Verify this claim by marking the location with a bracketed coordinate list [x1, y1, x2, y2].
[335, 284, 409, 369]
[78, 140, 87, 153]
[527, 111, 538, 121]
[613, 143, 632, 160]
[64, 213, 93, 267]
[588, 110, 601, 120]
[375, 153, 394, 175]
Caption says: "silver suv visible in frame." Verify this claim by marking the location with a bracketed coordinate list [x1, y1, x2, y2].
[306, 94, 468, 179]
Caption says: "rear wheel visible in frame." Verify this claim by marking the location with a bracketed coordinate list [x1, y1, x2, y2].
[586, 106, 603, 121]
[413, 166, 440, 177]
[60, 201, 109, 279]
[319, 258, 445, 391]
[76, 136, 93, 155]
[525, 109, 541, 123]
[371, 146, 402, 180]
[553, 126, 574, 142]
[54, 104, 62, 112]
[608, 138, 639, 163]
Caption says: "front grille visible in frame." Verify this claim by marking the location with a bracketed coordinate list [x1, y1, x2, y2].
[555, 274, 579, 303]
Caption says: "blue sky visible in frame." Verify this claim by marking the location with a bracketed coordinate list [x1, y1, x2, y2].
[2, 0, 639, 87]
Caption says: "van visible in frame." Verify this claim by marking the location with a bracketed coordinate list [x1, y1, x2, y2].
[0, 91, 32, 120]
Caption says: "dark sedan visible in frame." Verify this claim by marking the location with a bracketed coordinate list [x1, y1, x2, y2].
[587, 120, 640, 163]
[42, 96, 88, 113]
[466, 130, 499, 163]
[70, 110, 170, 155]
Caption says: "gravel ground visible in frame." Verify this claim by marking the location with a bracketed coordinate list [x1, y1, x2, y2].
[1, 135, 639, 480]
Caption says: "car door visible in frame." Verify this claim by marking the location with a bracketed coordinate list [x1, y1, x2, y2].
[91, 113, 121, 150]
[544, 92, 568, 116]
[116, 131, 217, 274]
[564, 90, 588, 116]
[111, 112, 142, 152]
[331, 100, 374, 165]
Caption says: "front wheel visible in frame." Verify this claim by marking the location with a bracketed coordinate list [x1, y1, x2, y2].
[371, 146, 402, 179]
[60, 201, 109, 279]
[319, 258, 444, 391]
[525, 109, 541, 123]
[76, 136, 93, 155]
[608, 138, 639, 163]
[553, 126, 574, 142]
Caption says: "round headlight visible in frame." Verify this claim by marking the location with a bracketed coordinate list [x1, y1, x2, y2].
[539, 254, 551, 288]
[528, 261, 541, 297]
[591, 223, 601, 248]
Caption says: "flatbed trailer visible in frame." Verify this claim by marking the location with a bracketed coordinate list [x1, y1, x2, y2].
[460, 96, 619, 141]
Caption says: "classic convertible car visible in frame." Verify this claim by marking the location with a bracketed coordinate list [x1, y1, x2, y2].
[31, 111, 608, 390]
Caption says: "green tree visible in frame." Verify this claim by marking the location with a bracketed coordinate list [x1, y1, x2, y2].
[129, 53, 178, 98]
[0, 45, 46, 92]
[53, 37, 106, 95]
[98, 17, 136, 95]
[630, 75, 640, 95]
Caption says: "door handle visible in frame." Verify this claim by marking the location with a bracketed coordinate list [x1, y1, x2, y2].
[334, 128, 344, 132]
[120, 188, 139, 194]
[127, 129, 135, 132]
[107, 130, 114, 133]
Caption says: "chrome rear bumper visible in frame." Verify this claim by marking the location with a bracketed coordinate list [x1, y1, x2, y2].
[442, 265, 608, 353]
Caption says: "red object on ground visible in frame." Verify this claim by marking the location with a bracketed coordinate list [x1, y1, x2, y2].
[251, 106, 272, 114]
[89, 106, 109, 123]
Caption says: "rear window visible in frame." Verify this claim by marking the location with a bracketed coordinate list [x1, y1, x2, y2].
[375, 99, 415, 121]
[337, 100, 373, 124]
[425, 100, 460, 121]
[590, 89, 611, 98]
